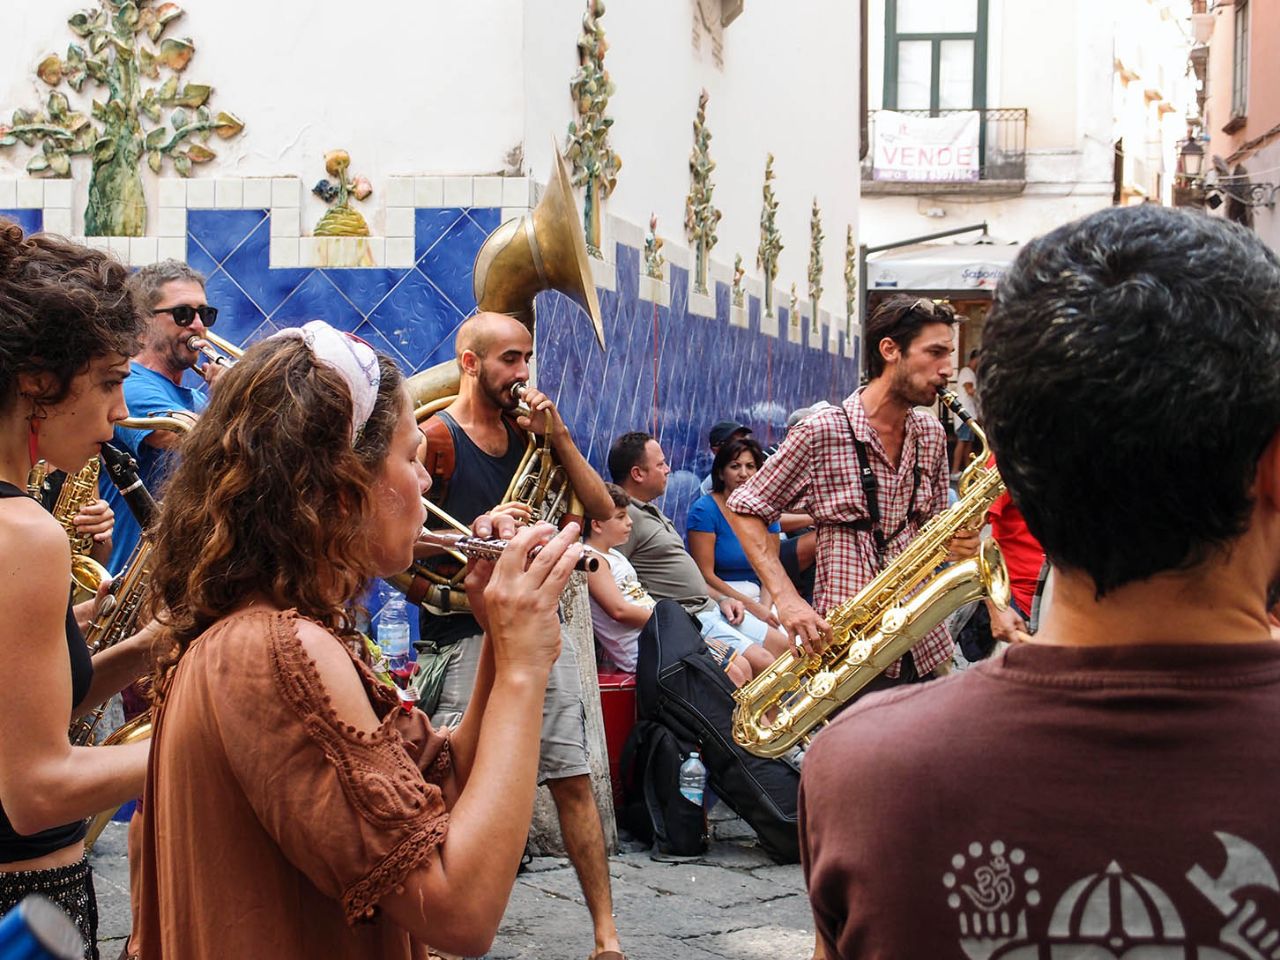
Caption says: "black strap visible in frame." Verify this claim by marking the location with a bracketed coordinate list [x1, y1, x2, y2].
[844, 410, 922, 568]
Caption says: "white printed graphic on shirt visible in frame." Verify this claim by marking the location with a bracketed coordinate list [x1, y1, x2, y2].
[946, 832, 1280, 960]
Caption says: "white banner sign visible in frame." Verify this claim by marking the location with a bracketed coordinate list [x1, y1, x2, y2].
[873, 110, 981, 182]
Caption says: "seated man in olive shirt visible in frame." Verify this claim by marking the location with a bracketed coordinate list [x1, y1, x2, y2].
[607, 431, 789, 676]
[801, 206, 1280, 958]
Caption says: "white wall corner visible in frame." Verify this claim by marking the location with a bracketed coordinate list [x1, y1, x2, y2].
[43, 179, 73, 209]
[638, 274, 670, 307]
[473, 176, 504, 208]
[157, 237, 186, 261]
[186, 177, 216, 209]
[271, 178, 301, 208]
[215, 178, 244, 209]
[157, 178, 186, 208]
[157, 206, 187, 238]
[498, 206, 529, 224]
[759, 306, 779, 339]
[385, 177, 415, 208]
[385, 206, 415, 239]
[607, 213, 645, 253]
[385, 237, 416, 268]
[269, 207, 301, 238]
[242, 178, 272, 209]
[590, 256, 616, 293]
[442, 176, 473, 207]
[414, 177, 444, 207]
[42, 208, 73, 237]
[689, 289, 715, 319]
[502, 176, 532, 207]
[269, 237, 300, 269]
[15, 179, 43, 208]
[129, 236, 159, 267]
[0, 181, 17, 208]
[729, 304, 749, 329]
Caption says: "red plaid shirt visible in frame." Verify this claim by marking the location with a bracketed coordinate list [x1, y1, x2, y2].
[726, 390, 952, 676]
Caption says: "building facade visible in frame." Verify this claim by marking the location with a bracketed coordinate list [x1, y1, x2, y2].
[1182, 0, 1280, 250]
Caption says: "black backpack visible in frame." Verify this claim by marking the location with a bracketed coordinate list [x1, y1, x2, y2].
[634, 600, 800, 864]
[619, 719, 708, 857]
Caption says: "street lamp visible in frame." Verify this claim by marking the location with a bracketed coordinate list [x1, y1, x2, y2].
[1179, 138, 1205, 181]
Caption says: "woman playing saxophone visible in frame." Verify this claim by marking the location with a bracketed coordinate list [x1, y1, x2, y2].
[0, 222, 159, 959]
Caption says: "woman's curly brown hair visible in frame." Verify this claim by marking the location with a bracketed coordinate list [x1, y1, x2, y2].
[148, 334, 405, 698]
[0, 219, 143, 410]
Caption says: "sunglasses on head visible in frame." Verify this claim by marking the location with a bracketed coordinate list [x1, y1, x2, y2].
[155, 304, 218, 327]
[908, 297, 957, 321]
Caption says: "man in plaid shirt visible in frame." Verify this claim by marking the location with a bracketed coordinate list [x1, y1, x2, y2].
[726, 295, 978, 681]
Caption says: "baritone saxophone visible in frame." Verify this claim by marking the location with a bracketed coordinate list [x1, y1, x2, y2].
[730, 387, 1011, 758]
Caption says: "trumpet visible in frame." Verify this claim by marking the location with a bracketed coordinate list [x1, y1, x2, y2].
[418, 531, 601, 573]
[186, 330, 242, 382]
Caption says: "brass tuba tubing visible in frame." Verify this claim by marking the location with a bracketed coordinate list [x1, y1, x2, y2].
[419, 531, 600, 573]
[186, 331, 241, 382]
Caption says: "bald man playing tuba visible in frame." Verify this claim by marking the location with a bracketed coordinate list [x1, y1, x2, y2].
[413, 312, 623, 960]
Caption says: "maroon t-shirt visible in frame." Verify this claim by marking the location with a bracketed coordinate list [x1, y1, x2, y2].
[799, 641, 1280, 960]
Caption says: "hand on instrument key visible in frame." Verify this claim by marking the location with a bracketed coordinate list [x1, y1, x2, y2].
[488, 500, 533, 526]
[73, 498, 115, 542]
[945, 528, 980, 563]
[514, 386, 566, 438]
[473, 520, 581, 676]
[777, 593, 833, 658]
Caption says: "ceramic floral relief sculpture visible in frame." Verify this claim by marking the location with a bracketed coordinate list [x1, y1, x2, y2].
[0, 0, 245, 236]
[757, 153, 782, 318]
[312, 150, 372, 237]
[845, 225, 857, 336]
[732, 254, 745, 308]
[789, 282, 800, 331]
[684, 89, 721, 295]
[643, 213, 665, 281]
[566, 0, 622, 259]
[808, 197, 823, 333]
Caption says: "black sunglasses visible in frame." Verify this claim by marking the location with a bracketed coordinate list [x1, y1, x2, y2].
[155, 304, 218, 327]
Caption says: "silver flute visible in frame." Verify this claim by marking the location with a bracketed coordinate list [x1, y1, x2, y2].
[419, 531, 601, 573]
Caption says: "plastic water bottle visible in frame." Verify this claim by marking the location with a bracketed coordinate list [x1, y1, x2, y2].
[377, 594, 412, 684]
[678, 751, 707, 807]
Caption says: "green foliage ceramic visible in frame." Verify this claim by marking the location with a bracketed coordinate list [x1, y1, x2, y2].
[0, 1, 245, 236]
[808, 198, 823, 332]
[757, 154, 782, 318]
[565, 0, 621, 258]
[845, 225, 857, 335]
[732, 253, 745, 308]
[684, 89, 721, 295]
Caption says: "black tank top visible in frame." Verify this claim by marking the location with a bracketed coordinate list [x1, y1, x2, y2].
[419, 411, 526, 647]
[0, 479, 91, 861]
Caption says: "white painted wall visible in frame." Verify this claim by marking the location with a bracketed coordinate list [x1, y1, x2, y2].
[0, 0, 860, 320]
[523, 0, 862, 320]
[0, 0, 526, 233]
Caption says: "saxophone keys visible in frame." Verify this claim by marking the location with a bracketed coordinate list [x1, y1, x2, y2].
[807, 671, 837, 699]
[847, 639, 875, 664]
[881, 607, 908, 635]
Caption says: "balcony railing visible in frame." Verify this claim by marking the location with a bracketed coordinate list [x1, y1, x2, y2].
[862, 107, 1028, 183]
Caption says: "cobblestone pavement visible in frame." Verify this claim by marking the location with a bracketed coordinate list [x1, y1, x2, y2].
[89, 812, 814, 960]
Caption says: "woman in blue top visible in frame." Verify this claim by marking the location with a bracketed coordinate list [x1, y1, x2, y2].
[686, 437, 781, 630]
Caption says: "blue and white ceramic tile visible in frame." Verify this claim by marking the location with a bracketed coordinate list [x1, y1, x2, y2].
[4, 203, 858, 537]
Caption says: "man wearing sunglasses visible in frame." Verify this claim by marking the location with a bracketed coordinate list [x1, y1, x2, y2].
[100, 260, 219, 575]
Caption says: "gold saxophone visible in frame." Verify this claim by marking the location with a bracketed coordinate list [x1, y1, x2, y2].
[731, 388, 1011, 758]
[71, 422, 191, 850]
[32, 457, 110, 605]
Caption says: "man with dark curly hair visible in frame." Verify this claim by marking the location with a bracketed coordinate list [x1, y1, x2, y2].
[800, 206, 1280, 959]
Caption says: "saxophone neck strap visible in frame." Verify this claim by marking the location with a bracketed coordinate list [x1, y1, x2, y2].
[844, 409, 922, 568]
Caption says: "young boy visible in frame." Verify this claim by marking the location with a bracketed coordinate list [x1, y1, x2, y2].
[586, 484, 750, 686]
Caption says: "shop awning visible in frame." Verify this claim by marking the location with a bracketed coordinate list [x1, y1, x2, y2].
[866, 240, 1021, 292]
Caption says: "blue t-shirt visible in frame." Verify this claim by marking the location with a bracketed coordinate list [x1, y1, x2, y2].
[685, 492, 779, 585]
[101, 362, 207, 574]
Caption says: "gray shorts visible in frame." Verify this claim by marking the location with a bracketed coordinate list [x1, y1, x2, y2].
[430, 629, 590, 785]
